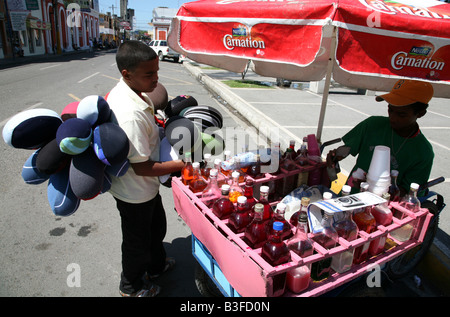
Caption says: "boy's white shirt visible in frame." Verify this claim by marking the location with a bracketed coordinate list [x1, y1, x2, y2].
[107, 78, 160, 203]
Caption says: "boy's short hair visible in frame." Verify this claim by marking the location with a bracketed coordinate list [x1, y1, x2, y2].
[116, 40, 157, 72]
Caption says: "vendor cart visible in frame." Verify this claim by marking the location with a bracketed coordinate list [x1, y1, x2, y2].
[171, 144, 444, 297]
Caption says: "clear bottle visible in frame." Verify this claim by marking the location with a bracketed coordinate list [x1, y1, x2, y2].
[214, 158, 229, 187]
[258, 185, 273, 221]
[212, 184, 235, 220]
[388, 170, 401, 202]
[229, 171, 244, 203]
[228, 196, 253, 234]
[286, 213, 314, 293]
[295, 139, 310, 187]
[331, 210, 358, 273]
[289, 196, 310, 227]
[201, 153, 213, 180]
[267, 202, 293, 240]
[221, 150, 232, 177]
[369, 193, 392, 256]
[201, 168, 221, 208]
[181, 152, 194, 185]
[310, 210, 338, 281]
[391, 183, 420, 242]
[244, 203, 269, 249]
[189, 162, 208, 193]
[261, 221, 291, 297]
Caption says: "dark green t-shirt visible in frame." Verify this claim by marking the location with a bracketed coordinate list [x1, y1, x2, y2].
[342, 116, 434, 193]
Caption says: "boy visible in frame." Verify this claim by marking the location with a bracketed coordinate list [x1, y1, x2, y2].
[327, 79, 434, 196]
[107, 41, 185, 297]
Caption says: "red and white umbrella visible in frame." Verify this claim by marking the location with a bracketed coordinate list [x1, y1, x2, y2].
[168, 0, 450, 140]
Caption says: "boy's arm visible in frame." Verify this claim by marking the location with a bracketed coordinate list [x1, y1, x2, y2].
[131, 159, 184, 177]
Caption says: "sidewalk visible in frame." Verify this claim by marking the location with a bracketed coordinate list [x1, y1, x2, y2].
[182, 60, 450, 295]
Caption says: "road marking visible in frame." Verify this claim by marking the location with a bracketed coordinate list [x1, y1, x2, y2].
[0, 102, 43, 126]
[68, 94, 81, 101]
[78, 72, 100, 83]
[159, 74, 192, 85]
[40, 64, 61, 70]
[428, 110, 450, 119]
[101, 74, 119, 81]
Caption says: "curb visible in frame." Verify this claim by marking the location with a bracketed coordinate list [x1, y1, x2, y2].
[183, 61, 450, 295]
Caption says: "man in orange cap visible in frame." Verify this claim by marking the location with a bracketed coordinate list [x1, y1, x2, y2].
[327, 79, 434, 197]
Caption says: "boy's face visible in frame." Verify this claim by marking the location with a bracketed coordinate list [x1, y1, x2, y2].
[387, 104, 420, 134]
[122, 58, 159, 94]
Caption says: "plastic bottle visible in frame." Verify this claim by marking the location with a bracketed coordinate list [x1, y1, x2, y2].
[212, 184, 235, 220]
[228, 196, 253, 234]
[261, 221, 291, 297]
[189, 162, 208, 193]
[243, 178, 257, 211]
[258, 185, 273, 221]
[181, 152, 194, 185]
[391, 183, 420, 242]
[331, 210, 358, 273]
[201, 168, 221, 208]
[311, 210, 338, 281]
[229, 171, 244, 203]
[369, 193, 392, 256]
[267, 202, 293, 240]
[244, 203, 269, 249]
[286, 213, 314, 293]
[289, 196, 310, 227]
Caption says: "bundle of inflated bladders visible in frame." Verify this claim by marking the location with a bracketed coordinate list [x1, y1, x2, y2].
[2, 96, 130, 217]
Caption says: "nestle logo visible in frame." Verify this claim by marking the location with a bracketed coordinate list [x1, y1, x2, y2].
[232, 27, 247, 37]
[409, 46, 432, 56]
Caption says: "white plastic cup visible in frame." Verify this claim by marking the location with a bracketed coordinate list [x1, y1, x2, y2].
[367, 146, 391, 183]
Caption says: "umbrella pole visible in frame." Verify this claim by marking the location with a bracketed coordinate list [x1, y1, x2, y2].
[316, 26, 337, 144]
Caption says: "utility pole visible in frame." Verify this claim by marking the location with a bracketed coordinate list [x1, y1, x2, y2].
[109, 5, 116, 43]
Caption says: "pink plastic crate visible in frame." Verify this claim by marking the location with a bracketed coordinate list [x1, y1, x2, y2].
[172, 167, 433, 297]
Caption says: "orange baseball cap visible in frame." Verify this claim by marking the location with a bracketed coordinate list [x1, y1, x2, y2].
[375, 79, 434, 106]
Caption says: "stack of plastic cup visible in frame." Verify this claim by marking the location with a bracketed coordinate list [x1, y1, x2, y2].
[366, 145, 391, 196]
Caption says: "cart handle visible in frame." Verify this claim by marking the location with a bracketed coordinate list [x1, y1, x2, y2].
[319, 137, 342, 154]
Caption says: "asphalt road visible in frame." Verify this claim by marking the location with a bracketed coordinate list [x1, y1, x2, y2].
[0, 50, 446, 299]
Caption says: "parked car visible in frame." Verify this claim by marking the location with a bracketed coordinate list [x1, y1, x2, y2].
[148, 40, 181, 63]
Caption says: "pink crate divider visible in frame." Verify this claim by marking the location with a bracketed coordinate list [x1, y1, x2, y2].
[172, 168, 433, 297]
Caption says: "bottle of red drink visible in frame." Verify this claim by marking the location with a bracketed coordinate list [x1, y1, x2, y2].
[261, 221, 291, 297]
[181, 152, 194, 185]
[369, 193, 392, 256]
[243, 178, 257, 212]
[212, 185, 235, 220]
[290, 196, 310, 227]
[201, 168, 221, 208]
[257, 185, 273, 221]
[228, 196, 253, 234]
[352, 184, 377, 264]
[331, 210, 358, 273]
[247, 154, 264, 179]
[201, 153, 213, 180]
[267, 202, 293, 240]
[310, 210, 338, 281]
[189, 162, 208, 193]
[286, 213, 314, 293]
[277, 148, 298, 196]
[221, 150, 232, 177]
[244, 203, 268, 249]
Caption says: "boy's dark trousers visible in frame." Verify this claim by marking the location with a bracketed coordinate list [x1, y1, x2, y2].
[114, 193, 167, 294]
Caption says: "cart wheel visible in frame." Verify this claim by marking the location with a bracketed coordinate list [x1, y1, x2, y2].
[194, 263, 224, 297]
[385, 201, 439, 280]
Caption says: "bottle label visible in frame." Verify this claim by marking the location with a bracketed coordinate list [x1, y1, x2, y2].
[307, 192, 386, 233]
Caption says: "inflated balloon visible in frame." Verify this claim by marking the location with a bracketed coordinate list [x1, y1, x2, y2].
[2, 108, 62, 149]
[36, 138, 71, 175]
[69, 147, 105, 200]
[77, 95, 111, 127]
[22, 149, 50, 185]
[47, 165, 80, 217]
[61, 101, 79, 121]
[93, 122, 129, 166]
[56, 118, 92, 155]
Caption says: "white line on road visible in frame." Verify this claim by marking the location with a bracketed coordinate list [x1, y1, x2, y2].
[40, 64, 61, 70]
[78, 72, 100, 83]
